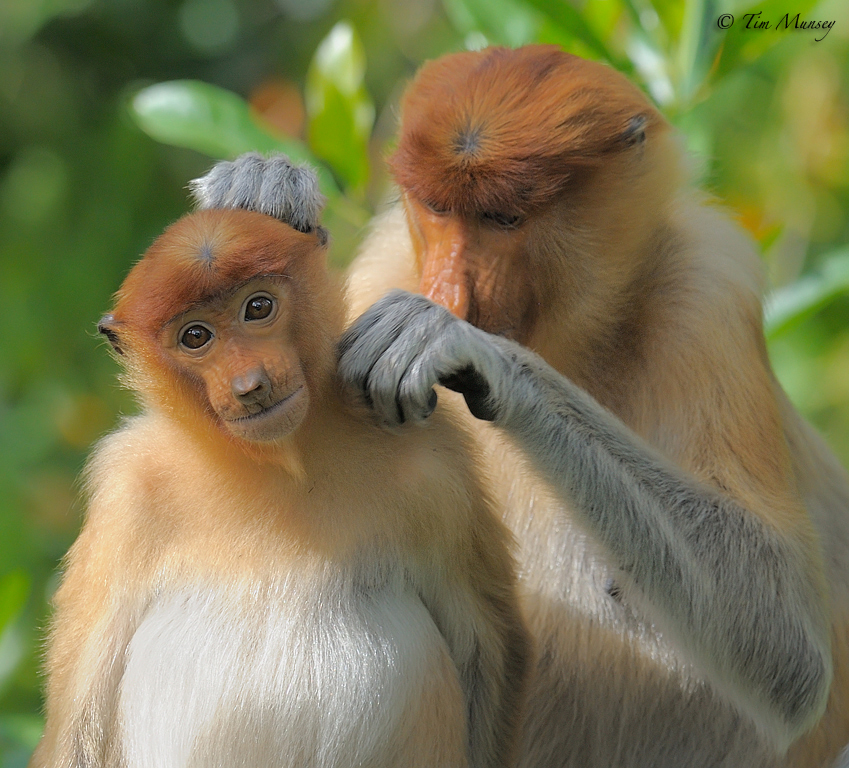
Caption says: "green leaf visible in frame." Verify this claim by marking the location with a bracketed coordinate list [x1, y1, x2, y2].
[0, 713, 44, 768]
[765, 249, 849, 339]
[0, 570, 29, 699]
[623, 31, 675, 107]
[519, 0, 626, 67]
[130, 80, 340, 195]
[0, 570, 29, 637]
[0, 0, 93, 46]
[442, 0, 541, 48]
[305, 22, 374, 194]
[129, 77, 371, 256]
[675, 0, 724, 105]
[0, 713, 43, 749]
[645, 0, 686, 44]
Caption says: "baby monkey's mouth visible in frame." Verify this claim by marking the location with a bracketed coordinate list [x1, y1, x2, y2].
[232, 385, 305, 423]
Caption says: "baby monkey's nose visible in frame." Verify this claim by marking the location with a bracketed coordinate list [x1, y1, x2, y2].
[231, 368, 271, 405]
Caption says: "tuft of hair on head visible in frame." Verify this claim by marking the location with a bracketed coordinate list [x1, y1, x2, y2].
[189, 153, 326, 236]
[390, 45, 667, 218]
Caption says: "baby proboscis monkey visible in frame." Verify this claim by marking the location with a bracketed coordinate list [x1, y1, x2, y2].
[30, 158, 528, 768]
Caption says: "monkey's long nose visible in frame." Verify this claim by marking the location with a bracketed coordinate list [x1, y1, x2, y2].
[231, 368, 271, 405]
[404, 195, 471, 320]
[418, 219, 470, 321]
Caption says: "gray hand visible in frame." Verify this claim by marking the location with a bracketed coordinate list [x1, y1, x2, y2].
[338, 290, 512, 426]
[189, 152, 324, 234]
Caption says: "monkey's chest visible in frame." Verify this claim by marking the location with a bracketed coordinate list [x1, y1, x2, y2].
[116, 578, 464, 768]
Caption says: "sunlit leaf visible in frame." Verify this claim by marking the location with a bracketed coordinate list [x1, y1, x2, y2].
[582, 0, 623, 40]
[625, 34, 675, 106]
[305, 22, 374, 193]
[130, 80, 340, 195]
[442, 0, 541, 48]
[521, 0, 627, 67]
[675, 0, 725, 105]
[644, 0, 686, 43]
[765, 249, 849, 339]
[0, 570, 29, 699]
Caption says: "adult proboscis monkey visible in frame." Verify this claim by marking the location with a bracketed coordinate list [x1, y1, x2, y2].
[193, 45, 849, 768]
[30, 159, 528, 768]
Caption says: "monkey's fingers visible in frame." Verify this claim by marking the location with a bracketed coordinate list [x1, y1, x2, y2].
[365, 294, 468, 425]
[339, 291, 449, 425]
[339, 290, 423, 421]
[190, 152, 325, 234]
[191, 153, 262, 210]
[396, 322, 500, 423]
[341, 290, 505, 425]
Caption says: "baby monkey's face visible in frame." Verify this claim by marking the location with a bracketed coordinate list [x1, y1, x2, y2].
[161, 276, 309, 443]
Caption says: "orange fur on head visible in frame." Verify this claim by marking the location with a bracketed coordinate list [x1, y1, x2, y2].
[390, 45, 666, 219]
[100, 209, 342, 445]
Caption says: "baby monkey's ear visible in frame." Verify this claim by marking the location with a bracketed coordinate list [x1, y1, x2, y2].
[189, 153, 326, 235]
[97, 314, 124, 355]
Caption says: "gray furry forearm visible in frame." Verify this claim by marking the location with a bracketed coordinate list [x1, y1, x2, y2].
[336, 289, 831, 737]
[492, 343, 831, 733]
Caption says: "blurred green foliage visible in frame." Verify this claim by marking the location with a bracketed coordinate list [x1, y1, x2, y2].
[0, 0, 847, 762]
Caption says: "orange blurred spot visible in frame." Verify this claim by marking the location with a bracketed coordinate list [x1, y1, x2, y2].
[733, 202, 781, 246]
[250, 78, 306, 139]
[55, 393, 112, 449]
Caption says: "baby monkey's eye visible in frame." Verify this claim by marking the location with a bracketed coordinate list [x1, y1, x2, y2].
[180, 324, 213, 350]
[245, 294, 274, 321]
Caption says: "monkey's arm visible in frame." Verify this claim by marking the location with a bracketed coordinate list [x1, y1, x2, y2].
[31, 555, 136, 767]
[30, 438, 150, 767]
[434, 504, 530, 768]
[338, 289, 833, 748]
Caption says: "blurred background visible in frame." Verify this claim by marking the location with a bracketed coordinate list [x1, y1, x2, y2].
[0, 0, 848, 762]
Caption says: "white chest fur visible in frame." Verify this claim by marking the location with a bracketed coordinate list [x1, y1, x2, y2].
[118, 572, 464, 768]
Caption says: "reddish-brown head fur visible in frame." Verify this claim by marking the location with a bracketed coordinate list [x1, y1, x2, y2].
[111, 210, 328, 337]
[100, 209, 340, 446]
[390, 45, 665, 218]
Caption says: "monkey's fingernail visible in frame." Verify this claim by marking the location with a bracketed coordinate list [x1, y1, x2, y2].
[427, 388, 438, 415]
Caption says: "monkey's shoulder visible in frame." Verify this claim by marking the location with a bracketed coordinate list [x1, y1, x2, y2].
[303, 398, 490, 502]
[288, 402, 508, 566]
[76, 414, 170, 530]
[77, 406, 503, 580]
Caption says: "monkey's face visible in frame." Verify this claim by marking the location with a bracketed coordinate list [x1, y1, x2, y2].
[403, 194, 536, 342]
[161, 277, 310, 443]
[391, 47, 670, 344]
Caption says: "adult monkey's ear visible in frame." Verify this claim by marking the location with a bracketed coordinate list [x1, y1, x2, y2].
[98, 314, 124, 355]
[622, 115, 647, 147]
[188, 152, 326, 235]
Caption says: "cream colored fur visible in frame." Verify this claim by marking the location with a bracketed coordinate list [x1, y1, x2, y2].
[30, 211, 528, 768]
[341, 178, 849, 767]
